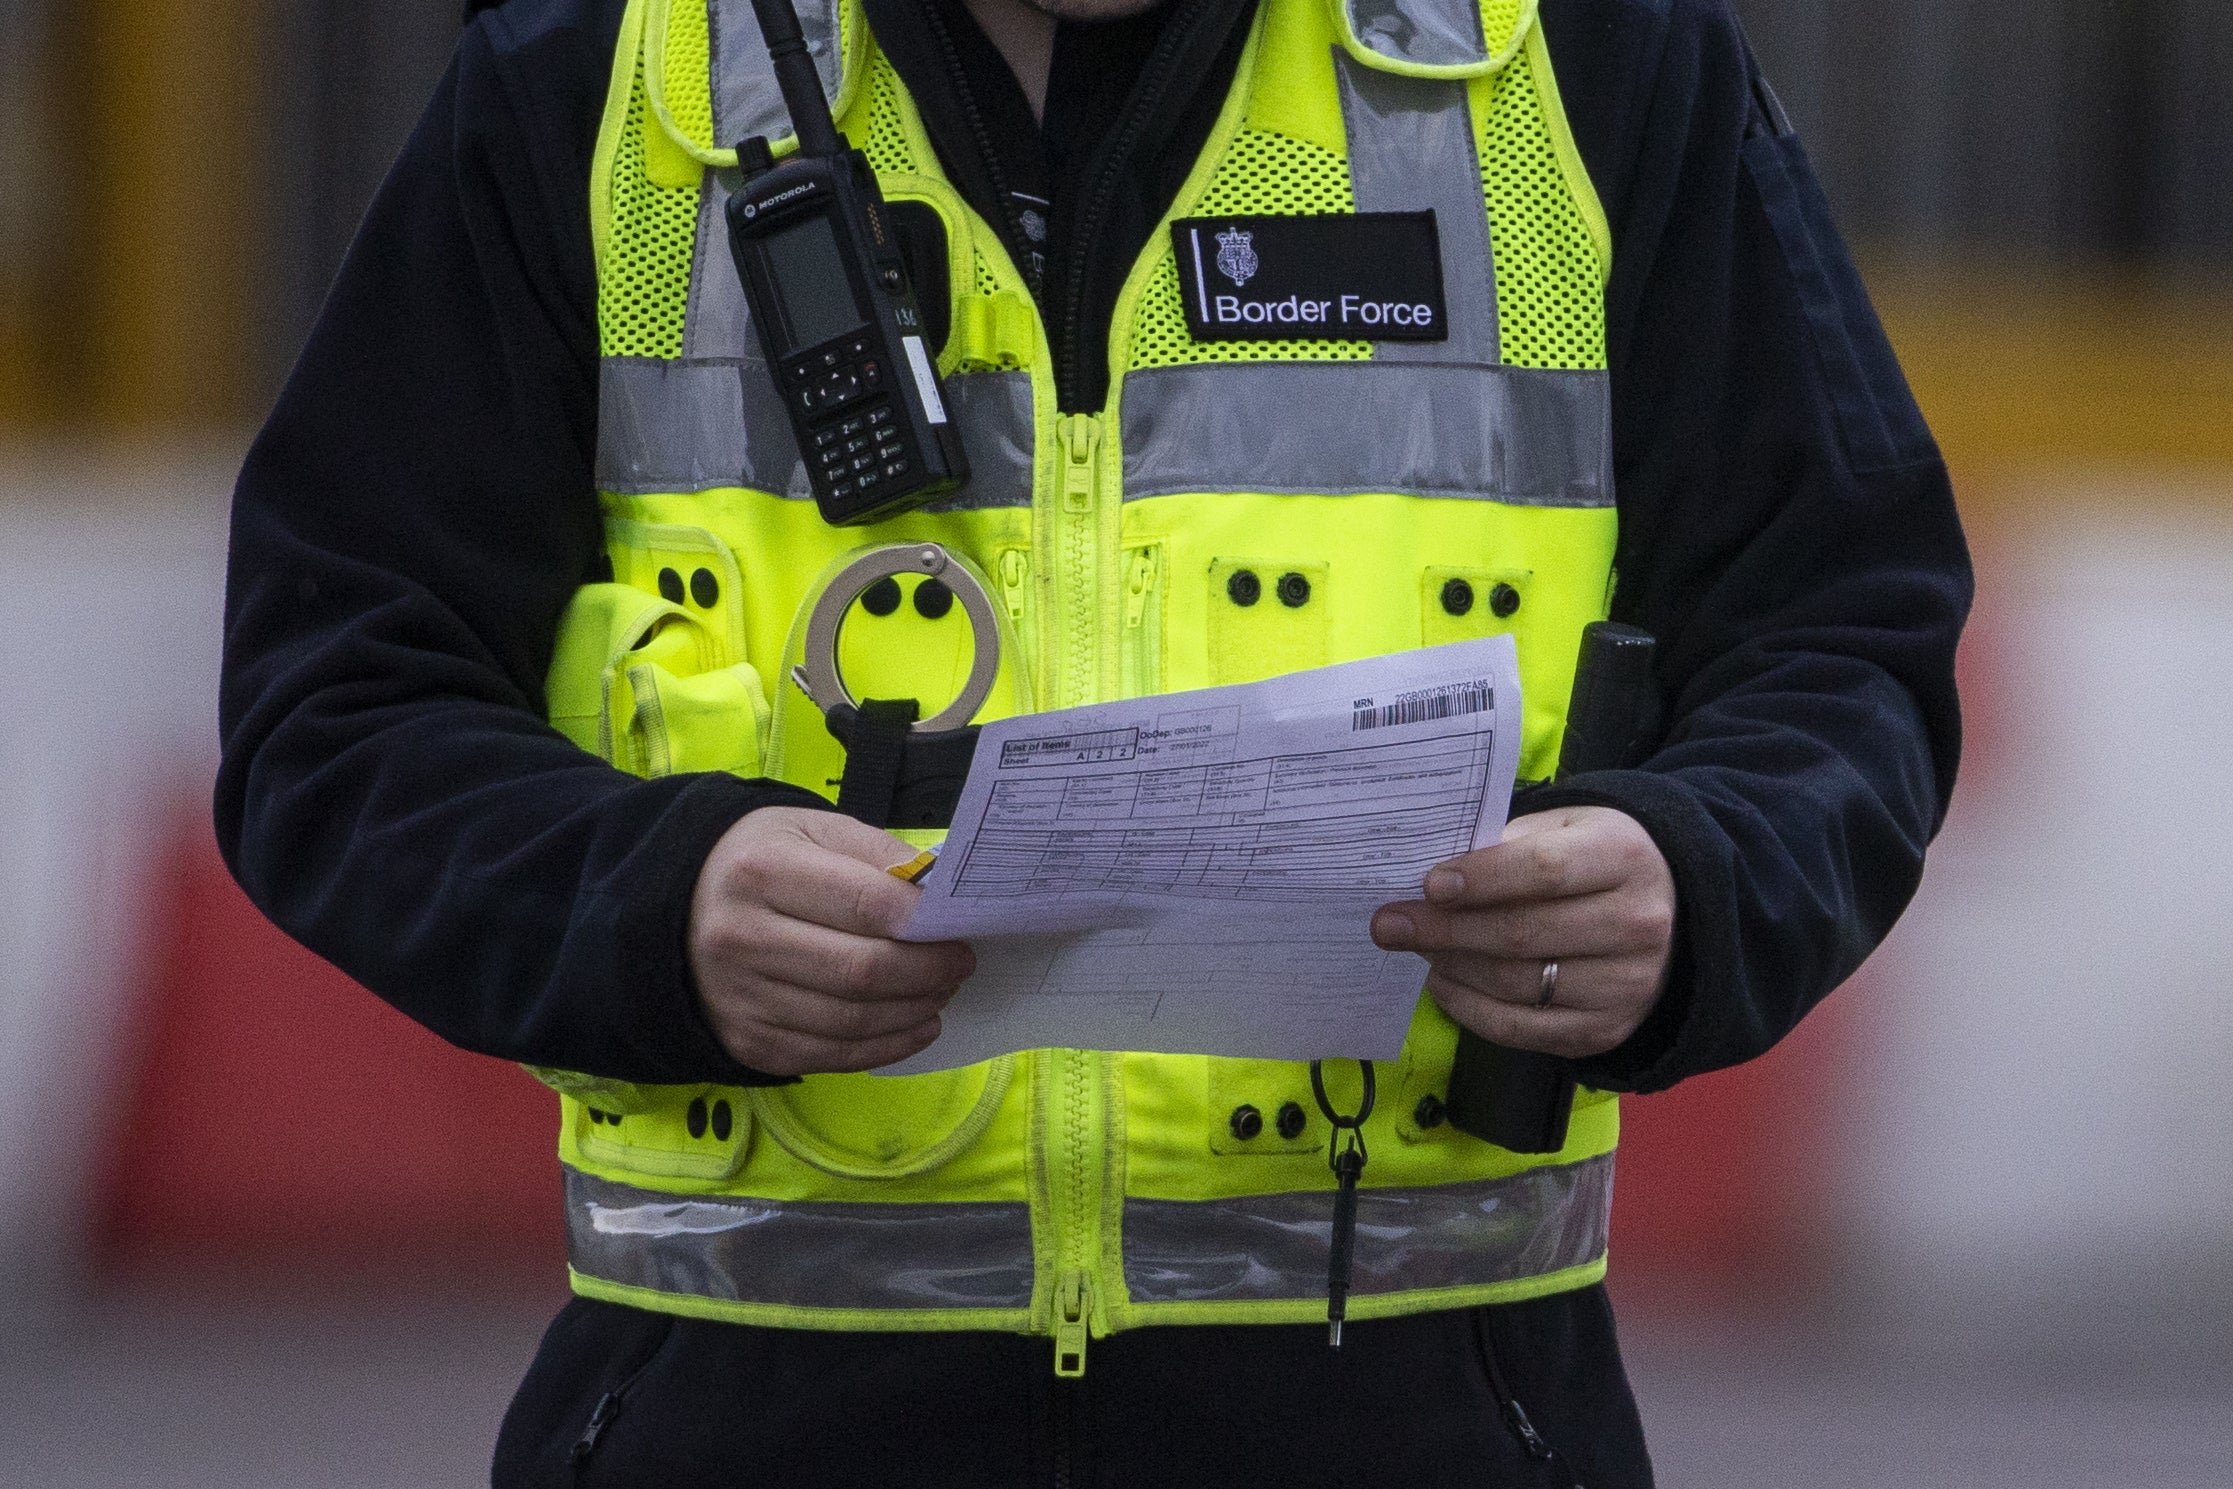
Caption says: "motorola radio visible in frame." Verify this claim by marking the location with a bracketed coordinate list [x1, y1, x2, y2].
[725, 0, 968, 525]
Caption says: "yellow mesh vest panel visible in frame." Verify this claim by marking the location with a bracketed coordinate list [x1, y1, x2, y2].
[856, 53, 919, 174]
[1128, 129, 1373, 369]
[599, 54, 700, 359]
[1479, 47, 1607, 371]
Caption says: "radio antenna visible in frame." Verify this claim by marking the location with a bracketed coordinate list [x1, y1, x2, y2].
[747, 0, 844, 158]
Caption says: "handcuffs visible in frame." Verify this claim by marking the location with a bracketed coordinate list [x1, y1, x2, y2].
[789, 542, 1002, 829]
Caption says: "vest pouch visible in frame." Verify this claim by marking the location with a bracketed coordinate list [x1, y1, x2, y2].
[572, 1084, 754, 1182]
[1388, 993, 1466, 1145]
[546, 580, 772, 780]
[1421, 565, 1532, 649]
[1206, 1057, 1327, 1157]
[611, 650, 772, 780]
[747, 1056, 1015, 1180]
[525, 1065, 665, 1114]
[1206, 558, 1331, 686]
[547, 581, 683, 757]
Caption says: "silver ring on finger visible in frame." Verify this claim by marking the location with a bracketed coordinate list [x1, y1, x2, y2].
[1536, 959, 1561, 1010]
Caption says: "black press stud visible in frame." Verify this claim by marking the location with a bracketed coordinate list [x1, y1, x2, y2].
[1414, 1094, 1447, 1130]
[1276, 1101, 1307, 1140]
[1440, 578, 1475, 617]
[861, 576, 903, 616]
[1229, 1105, 1264, 1141]
[710, 1099, 735, 1143]
[1277, 572, 1311, 608]
[690, 568, 720, 608]
[914, 577, 954, 619]
[1489, 582, 1522, 619]
[686, 1097, 709, 1139]
[657, 567, 685, 605]
[588, 1109, 606, 1125]
[1227, 569, 1262, 607]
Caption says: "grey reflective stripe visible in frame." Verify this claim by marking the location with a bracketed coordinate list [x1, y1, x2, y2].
[1123, 1152, 1613, 1305]
[597, 358, 799, 497]
[597, 360, 1036, 504]
[708, 0, 842, 150]
[1343, 0, 1488, 70]
[1120, 362, 1613, 506]
[926, 372, 1036, 511]
[565, 1169, 1036, 1311]
[683, 177, 749, 361]
[1335, 52, 1498, 367]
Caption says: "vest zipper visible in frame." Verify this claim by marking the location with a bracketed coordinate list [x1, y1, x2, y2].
[1054, 1267, 1091, 1378]
[1120, 546, 1161, 697]
[997, 546, 1032, 669]
[1054, 413, 1104, 709]
[1042, 1046, 1104, 1378]
[999, 548, 1031, 624]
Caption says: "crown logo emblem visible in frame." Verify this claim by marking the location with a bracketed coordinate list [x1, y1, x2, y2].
[1214, 226, 1258, 288]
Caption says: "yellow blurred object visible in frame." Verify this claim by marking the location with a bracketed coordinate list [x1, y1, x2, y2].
[1869, 262, 2233, 499]
[0, 0, 262, 433]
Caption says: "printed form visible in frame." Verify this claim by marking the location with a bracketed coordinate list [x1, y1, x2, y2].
[886, 636, 1523, 1074]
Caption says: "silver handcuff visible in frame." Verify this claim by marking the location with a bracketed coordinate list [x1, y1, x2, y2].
[789, 543, 1002, 731]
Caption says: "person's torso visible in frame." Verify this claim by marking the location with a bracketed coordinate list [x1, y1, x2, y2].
[541, 0, 1621, 1371]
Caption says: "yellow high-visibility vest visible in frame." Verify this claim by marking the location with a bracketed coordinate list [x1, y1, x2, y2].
[540, 0, 1620, 1374]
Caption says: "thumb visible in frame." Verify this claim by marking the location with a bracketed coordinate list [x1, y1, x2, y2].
[786, 806, 921, 871]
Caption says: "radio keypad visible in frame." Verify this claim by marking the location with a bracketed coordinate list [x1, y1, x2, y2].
[804, 390, 912, 504]
[785, 330, 928, 507]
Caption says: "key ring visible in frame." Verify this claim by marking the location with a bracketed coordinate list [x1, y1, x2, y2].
[1309, 1058, 1377, 1162]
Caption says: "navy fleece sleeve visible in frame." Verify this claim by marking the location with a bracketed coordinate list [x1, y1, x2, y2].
[215, 0, 825, 1085]
[1528, 0, 1972, 1092]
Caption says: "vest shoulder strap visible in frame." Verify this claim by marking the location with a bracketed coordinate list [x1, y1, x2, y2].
[1329, 0, 1535, 78]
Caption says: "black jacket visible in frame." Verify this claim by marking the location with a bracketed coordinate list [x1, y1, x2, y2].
[217, 0, 1970, 1098]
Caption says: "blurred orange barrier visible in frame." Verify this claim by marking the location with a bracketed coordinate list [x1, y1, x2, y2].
[100, 804, 1856, 1302]
[93, 812, 566, 1282]
[1609, 982, 1861, 1311]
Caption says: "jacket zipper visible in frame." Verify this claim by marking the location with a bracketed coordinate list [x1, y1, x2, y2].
[915, 0, 1034, 292]
[1474, 1309, 1583, 1485]
[1051, 0, 1226, 412]
[568, 1322, 676, 1477]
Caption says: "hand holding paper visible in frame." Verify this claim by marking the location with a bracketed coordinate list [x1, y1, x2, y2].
[881, 637, 1524, 1073]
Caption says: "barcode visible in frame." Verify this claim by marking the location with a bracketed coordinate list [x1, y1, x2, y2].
[1352, 684, 1493, 732]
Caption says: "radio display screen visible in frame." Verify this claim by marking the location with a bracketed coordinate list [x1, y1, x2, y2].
[763, 213, 867, 355]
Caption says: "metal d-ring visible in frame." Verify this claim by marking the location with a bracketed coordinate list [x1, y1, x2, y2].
[792, 543, 1001, 733]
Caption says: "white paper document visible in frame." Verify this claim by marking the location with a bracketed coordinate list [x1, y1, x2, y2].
[884, 636, 1524, 1074]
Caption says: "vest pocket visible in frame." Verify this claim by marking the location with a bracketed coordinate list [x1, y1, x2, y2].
[1206, 1058, 1326, 1157]
[1420, 565, 1532, 649]
[611, 653, 772, 779]
[546, 580, 772, 780]
[747, 1057, 1014, 1180]
[572, 1085, 754, 1182]
[1207, 558, 1330, 686]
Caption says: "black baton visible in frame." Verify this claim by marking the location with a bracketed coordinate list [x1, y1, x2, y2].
[1443, 622, 1659, 1153]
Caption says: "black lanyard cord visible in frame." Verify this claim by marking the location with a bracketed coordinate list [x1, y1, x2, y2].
[1308, 1058, 1375, 1346]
